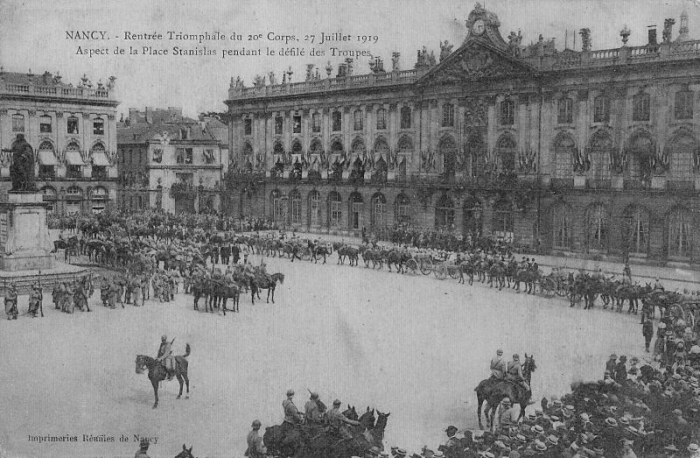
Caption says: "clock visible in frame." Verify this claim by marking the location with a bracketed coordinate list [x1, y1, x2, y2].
[472, 19, 485, 36]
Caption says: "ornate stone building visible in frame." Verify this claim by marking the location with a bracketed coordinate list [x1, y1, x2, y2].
[0, 69, 119, 214]
[225, 4, 700, 265]
[117, 108, 224, 214]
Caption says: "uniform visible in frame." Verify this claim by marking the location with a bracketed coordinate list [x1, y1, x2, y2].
[157, 340, 174, 375]
[305, 399, 322, 424]
[328, 405, 358, 439]
[246, 429, 267, 458]
[490, 355, 506, 379]
[4, 286, 18, 320]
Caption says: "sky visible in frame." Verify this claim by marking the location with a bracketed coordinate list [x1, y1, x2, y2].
[1, 0, 698, 118]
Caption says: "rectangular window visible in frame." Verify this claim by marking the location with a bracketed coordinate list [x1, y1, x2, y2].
[632, 93, 650, 122]
[66, 165, 82, 179]
[91, 166, 107, 180]
[93, 119, 104, 135]
[332, 111, 342, 131]
[275, 116, 283, 135]
[353, 110, 363, 131]
[39, 116, 52, 133]
[293, 115, 302, 133]
[39, 165, 55, 179]
[401, 106, 412, 129]
[312, 113, 321, 133]
[557, 98, 573, 124]
[593, 96, 610, 123]
[675, 91, 694, 120]
[12, 114, 25, 132]
[244, 118, 252, 135]
[290, 199, 302, 224]
[442, 103, 454, 127]
[185, 148, 193, 164]
[67, 117, 79, 134]
[175, 172, 193, 185]
[500, 100, 514, 125]
[176, 148, 185, 164]
[330, 201, 342, 226]
[376, 109, 387, 130]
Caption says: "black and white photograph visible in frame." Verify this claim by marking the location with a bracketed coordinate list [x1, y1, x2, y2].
[1, 1, 700, 457]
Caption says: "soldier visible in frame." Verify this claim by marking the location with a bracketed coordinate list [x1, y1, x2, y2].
[490, 349, 507, 380]
[643, 319, 654, 352]
[282, 389, 303, 434]
[327, 399, 360, 439]
[52, 282, 62, 309]
[156, 335, 174, 380]
[439, 425, 460, 455]
[305, 391, 323, 425]
[605, 354, 617, 377]
[245, 420, 267, 458]
[62, 281, 75, 313]
[4, 282, 18, 320]
[506, 354, 530, 393]
[28, 281, 43, 317]
[134, 437, 150, 458]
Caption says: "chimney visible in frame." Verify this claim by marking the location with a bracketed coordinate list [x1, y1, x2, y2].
[648, 25, 657, 45]
[145, 107, 153, 124]
[129, 108, 138, 124]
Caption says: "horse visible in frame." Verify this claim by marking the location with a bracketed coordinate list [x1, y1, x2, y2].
[135, 343, 191, 408]
[251, 272, 284, 304]
[475, 354, 535, 430]
[458, 260, 475, 285]
[52, 236, 79, 261]
[174, 444, 195, 458]
[312, 244, 332, 264]
[488, 264, 506, 290]
[514, 267, 538, 294]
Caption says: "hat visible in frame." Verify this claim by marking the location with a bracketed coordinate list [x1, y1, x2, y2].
[531, 425, 544, 434]
[396, 449, 406, 457]
[369, 446, 380, 455]
[495, 441, 506, 449]
[688, 444, 700, 453]
[609, 353, 617, 359]
[534, 440, 547, 451]
[287, 389, 295, 396]
[618, 417, 629, 426]
[333, 399, 341, 406]
[550, 415, 560, 422]
[310, 392, 319, 399]
[251, 419, 261, 427]
[161, 334, 168, 341]
[546, 435, 559, 446]
[672, 409, 683, 416]
[665, 445, 679, 452]
[445, 425, 458, 433]
[659, 322, 666, 329]
[497, 349, 503, 354]
[502, 397, 512, 405]
[580, 413, 590, 422]
[604, 417, 617, 427]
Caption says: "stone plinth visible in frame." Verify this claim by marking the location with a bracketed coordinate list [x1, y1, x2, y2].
[0, 192, 54, 271]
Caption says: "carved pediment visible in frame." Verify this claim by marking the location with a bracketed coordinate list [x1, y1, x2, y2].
[417, 41, 536, 86]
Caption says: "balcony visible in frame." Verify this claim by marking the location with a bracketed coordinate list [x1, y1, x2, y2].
[0, 81, 115, 102]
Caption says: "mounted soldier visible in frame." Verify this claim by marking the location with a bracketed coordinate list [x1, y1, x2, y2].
[506, 353, 530, 393]
[156, 335, 175, 380]
[304, 391, 326, 425]
[327, 399, 360, 439]
[490, 349, 506, 381]
[281, 389, 303, 446]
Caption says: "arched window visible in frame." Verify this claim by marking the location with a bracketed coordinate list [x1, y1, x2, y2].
[370, 193, 387, 229]
[463, 196, 483, 236]
[328, 191, 342, 227]
[270, 189, 285, 223]
[243, 142, 253, 156]
[351, 137, 365, 156]
[395, 194, 411, 225]
[622, 205, 649, 256]
[465, 131, 486, 177]
[435, 194, 454, 229]
[551, 203, 571, 250]
[273, 141, 285, 155]
[588, 130, 613, 183]
[586, 203, 608, 252]
[309, 139, 323, 155]
[667, 207, 693, 259]
[628, 133, 653, 179]
[554, 133, 575, 179]
[37, 141, 57, 179]
[289, 189, 302, 225]
[308, 190, 321, 227]
[668, 132, 697, 182]
[65, 186, 83, 215]
[439, 136, 457, 179]
[497, 134, 517, 174]
[493, 199, 514, 237]
[348, 192, 363, 230]
[331, 140, 344, 155]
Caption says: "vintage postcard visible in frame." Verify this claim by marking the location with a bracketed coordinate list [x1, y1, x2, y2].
[1, 1, 700, 457]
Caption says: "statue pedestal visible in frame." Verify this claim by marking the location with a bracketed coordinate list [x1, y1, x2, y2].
[0, 192, 54, 271]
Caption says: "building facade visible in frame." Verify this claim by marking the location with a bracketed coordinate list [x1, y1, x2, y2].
[0, 69, 119, 214]
[117, 108, 225, 214]
[225, 4, 700, 265]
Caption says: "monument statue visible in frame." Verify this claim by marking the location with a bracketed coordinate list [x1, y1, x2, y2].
[10, 134, 36, 192]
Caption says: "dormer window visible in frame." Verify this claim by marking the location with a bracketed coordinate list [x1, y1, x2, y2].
[180, 127, 188, 140]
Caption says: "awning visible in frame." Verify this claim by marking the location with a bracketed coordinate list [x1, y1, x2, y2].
[91, 151, 110, 166]
[37, 150, 57, 166]
[65, 151, 84, 166]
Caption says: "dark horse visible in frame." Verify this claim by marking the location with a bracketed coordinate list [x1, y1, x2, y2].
[174, 444, 195, 458]
[475, 353, 536, 429]
[251, 273, 285, 304]
[135, 343, 191, 408]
